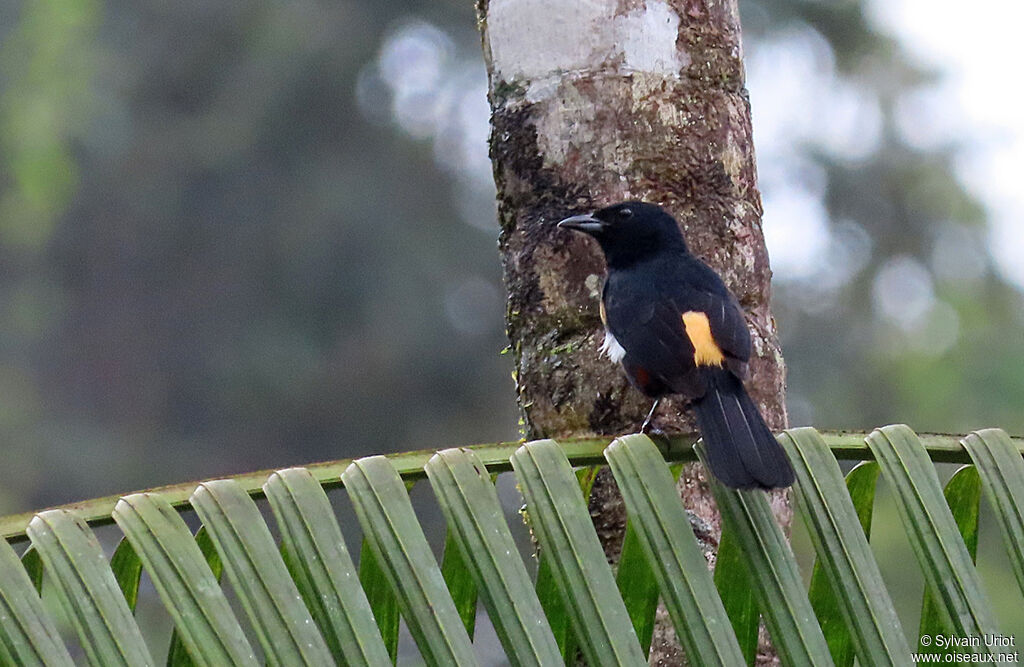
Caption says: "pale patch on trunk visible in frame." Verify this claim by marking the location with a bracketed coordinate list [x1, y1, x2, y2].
[487, 0, 688, 102]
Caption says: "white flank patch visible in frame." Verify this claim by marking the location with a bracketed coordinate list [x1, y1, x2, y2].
[487, 0, 684, 99]
[600, 329, 627, 363]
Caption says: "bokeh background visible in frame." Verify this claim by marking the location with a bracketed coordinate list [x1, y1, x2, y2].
[2, 0, 1023, 651]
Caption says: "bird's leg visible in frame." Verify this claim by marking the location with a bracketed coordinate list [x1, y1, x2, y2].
[640, 399, 661, 434]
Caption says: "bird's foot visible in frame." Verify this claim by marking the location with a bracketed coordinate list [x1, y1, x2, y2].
[640, 399, 661, 434]
[641, 420, 665, 436]
[643, 427, 671, 451]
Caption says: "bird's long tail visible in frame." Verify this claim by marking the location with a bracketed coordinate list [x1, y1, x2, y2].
[692, 368, 794, 490]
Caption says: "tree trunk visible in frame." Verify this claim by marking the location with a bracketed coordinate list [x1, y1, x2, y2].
[477, 0, 789, 663]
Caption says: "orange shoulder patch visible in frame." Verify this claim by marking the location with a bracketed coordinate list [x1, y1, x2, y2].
[681, 311, 724, 367]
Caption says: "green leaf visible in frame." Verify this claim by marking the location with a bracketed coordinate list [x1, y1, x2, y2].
[605, 434, 744, 666]
[5, 431, 1021, 544]
[440, 527, 479, 639]
[917, 465, 981, 654]
[425, 447, 561, 667]
[342, 456, 478, 667]
[534, 551, 577, 663]
[358, 541, 399, 663]
[189, 479, 333, 665]
[263, 467, 391, 667]
[614, 452, 684, 658]
[846, 461, 881, 534]
[357, 477, 416, 663]
[574, 465, 601, 498]
[864, 425, 997, 653]
[510, 440, 646, 667]
[0, 535, 74, 666]
[615, 520, 660, 657]
[26, 509, 154, 666]
[166, 526, 223, 667]
[111, 493, 257, 667]
[780, 428, 908, 667]
[713, 524, 758, 665]
[695, 442, 834, 667]
[20, 547, 44, 594]
[4, 428, 1021, 666]
[110, 538, 143, 613]
[805, 460, 881, 667]
[532, 465, 598, 663]
[961, 428, 1024, 596]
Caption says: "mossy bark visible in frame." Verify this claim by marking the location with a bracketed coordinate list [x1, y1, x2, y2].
[477, 1, 788, 663]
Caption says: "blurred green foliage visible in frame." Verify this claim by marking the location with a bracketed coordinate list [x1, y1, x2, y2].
[0, 0, 98, 249]
[0, 0, 515, 512]
[0, 0, 1019, 544]
[744, 0, 1024, 434]
[0, 0, 1021, 652]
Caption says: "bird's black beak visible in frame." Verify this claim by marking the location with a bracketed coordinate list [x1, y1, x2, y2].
[557, 213, 604, 235]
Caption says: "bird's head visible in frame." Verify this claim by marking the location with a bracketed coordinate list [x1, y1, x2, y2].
[558, 201, 686, 268]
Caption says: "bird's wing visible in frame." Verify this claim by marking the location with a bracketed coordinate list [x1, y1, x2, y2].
[660, 257, 752, 370]
[671, 286, 751, 369]
[604, 281, 704, 398]
[604, 268, 752, 396]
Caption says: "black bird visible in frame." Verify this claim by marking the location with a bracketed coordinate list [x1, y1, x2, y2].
[559, 201, 794, 489]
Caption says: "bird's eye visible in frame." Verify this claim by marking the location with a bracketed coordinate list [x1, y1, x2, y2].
[619, 208, 633, 219]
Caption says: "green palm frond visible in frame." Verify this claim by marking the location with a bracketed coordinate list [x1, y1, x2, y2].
[2, 426, 1022, 665]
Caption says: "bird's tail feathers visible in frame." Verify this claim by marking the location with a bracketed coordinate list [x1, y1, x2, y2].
[693, 368, 794, 490]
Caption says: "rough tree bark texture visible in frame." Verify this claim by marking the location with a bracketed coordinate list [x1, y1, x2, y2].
[477, 1, 788, 663]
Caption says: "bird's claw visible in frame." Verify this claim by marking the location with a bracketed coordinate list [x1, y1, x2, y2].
[643, 427, 671, 451]
[641, 421, 663, 435]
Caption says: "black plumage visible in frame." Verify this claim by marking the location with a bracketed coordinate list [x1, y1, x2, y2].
[559, 201, 794, 490]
